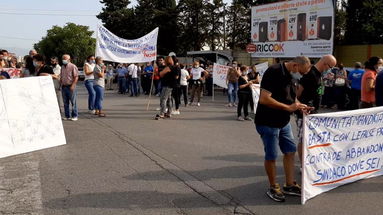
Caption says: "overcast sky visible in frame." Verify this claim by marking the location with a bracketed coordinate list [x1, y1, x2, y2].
[0, 0, 232, 56]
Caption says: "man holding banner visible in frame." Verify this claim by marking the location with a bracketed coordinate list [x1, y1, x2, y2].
[254, 56, 311, 202]
[296, 55, 337, 165]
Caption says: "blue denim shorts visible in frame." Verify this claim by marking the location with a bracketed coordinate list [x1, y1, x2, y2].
[256, 123, 296, 160]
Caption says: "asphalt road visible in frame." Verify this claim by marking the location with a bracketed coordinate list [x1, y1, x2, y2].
[1, 82, 382, 215]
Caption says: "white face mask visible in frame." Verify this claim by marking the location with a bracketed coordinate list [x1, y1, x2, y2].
[378, 66, 383, 72]
[291, 71, 302, 80]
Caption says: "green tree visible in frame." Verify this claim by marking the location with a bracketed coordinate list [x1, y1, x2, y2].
[152, 0, 179, 55]
[97, 0, 138, 39]
[344, 0, 383, 44]
[177, 0, 209, 54]
[34, 23, 96, 66]
[205, 0, 225, 51]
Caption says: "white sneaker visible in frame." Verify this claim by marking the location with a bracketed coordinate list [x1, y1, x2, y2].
[197, 103, 201, 106]
[89, 110, 96, 114]
[62, 117, 69, 121]
[172, 110, 180, 115]
[70, 117, 78, 121]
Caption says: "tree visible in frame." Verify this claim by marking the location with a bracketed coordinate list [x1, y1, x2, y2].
[152, 0, 179, 55]
[205, 0, 225, 51]
[34, 23, 96, 66]
[177, 0, 209, 54]
[344, 0, 383, 44]
[97, 0, 138, 39]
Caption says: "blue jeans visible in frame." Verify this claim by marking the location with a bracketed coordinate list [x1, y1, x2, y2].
[256, 123, 296, 160]
[118, 77, 126, 93]
[131, 78, 138, 96]
[84, 79, 95, 110]
[62, 86, 78, 118]
[227, 82, 238, 104]
[94, 85, 104, 110]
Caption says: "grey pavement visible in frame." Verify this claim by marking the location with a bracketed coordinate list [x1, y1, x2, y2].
[1, 82, 382, 215]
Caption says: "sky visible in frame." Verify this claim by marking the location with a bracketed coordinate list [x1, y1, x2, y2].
[0, 0, 232, 56]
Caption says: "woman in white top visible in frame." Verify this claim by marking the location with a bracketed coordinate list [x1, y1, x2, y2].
[180, 64, 190, 106]
[93, 56, 106, 117]
[189, 61, 207, 106]
[84, 55, 96, 114]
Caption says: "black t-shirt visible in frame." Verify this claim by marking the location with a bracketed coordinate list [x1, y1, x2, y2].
[238, 76, 251, 94]
[297, 66, 321, 117]
[255, 63, 296, 128]
[36, 65, 54, 76]
[162, 65, 180, 88]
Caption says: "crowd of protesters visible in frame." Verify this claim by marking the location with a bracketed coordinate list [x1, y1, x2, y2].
[2, 48, 383, 204]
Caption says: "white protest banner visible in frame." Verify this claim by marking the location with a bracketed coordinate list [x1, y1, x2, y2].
[213, 63, 231, 89]
[251, 0, 334, 58]
[0, 76, 66, 158]
[254, 62, 268, 81]
[251, 84, 260, 113]
[96, 24, 158, 63]
[302, 107, 383, 204]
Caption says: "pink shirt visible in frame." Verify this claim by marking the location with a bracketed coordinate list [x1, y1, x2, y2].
[60, 63, 79, 86]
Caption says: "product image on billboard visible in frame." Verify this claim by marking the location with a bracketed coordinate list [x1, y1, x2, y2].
[268, 19, 278, 41]
[259, 22, 268, 42]
[297, 13, 306, 41]
[317, 16, 332, 40]
[251, 0, 334, 58]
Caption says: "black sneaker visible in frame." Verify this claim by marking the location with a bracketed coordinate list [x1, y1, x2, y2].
[266, 184, 285, 202]
[282, 182, 301, 196]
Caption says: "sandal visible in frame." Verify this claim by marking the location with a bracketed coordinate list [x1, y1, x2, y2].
[98, 112, 106, 117]
[164, 113, 171, 118]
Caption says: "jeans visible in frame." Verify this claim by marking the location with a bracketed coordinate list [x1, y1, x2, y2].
[227, 82, 238, 104]
[118, 77, 126, 93]
[94, 85, 104, 110]
[256, 123, 296, 160]
[84, 79, 95, 111]
[160, 87, 173, 115]
[131, 78, 138, 96]
[62, 86, 78, 118]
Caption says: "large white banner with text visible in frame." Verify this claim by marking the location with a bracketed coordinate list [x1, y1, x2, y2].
[302, 107, 383, 204]
[251, 0, 334, 57]
[0, 76, 66, 158]
[213, 63, 231, 89]
[96, 25, 158, 63]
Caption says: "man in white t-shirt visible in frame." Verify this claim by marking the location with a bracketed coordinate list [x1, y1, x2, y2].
[128, 63, 139, 96]
[189, 61, 207, 106]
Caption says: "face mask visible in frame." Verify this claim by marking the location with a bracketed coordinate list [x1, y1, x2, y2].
[242, 71, 248, 76]
[99, 63, 104, 67]
[62, 60, 68, 65]
[194, 65, 198, 68]
[291, 71, 302, 80]
[33, 61, 40, 68]
[378, 66, 383, 72]
[90, 60, 95, 64]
